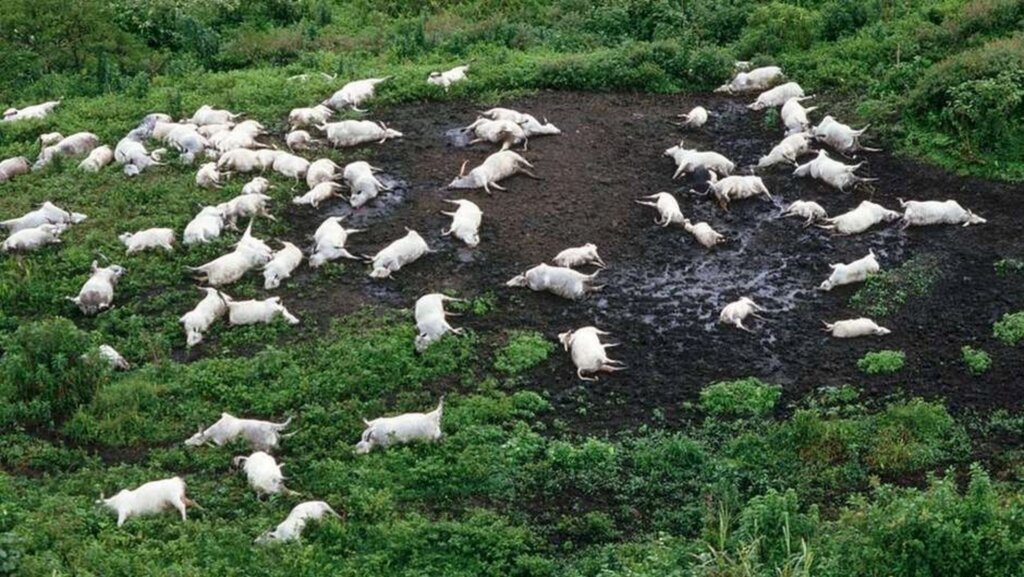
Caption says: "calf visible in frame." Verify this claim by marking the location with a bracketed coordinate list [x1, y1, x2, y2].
[441, 199, 482, 247]
[119, 228, 175, 254]
[185, 412, 294, 452]
[180, 287, 228, 347]
[355, 398, 444, 454]
[67, 261, 125, 315]
[97, 476, 197, 527]
[899, 199, 986, 228]
[506, 263, 601, 300]
[822, 318, 891, 338]
[366, 229, 432, 278]
[819, 250, 880, 291]
[558, 326, 624, 381]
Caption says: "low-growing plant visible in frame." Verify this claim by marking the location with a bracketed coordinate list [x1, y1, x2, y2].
[0, 318, 108, 424]
[700, 378, 782, 418]
[994, 257, 1024, 276]
[857, 350, 905, 375]
[993, 311, 1024, 345]
[961, 345, 992, 375]
[493, 331, 554, 375]
[850, 256, 940, 317]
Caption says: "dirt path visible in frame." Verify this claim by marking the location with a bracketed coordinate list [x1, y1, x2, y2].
[263, 91, 1024, 432]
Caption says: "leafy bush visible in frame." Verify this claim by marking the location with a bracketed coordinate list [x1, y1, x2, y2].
[993, 311, 1024, 345]
[0, 318, 108, 424]
[994, 257, 1024, 276]
[493, 331, 554, 375]
[850, 256, 940, 317]
[700, 378, 782, 418]
[866, 399, 963, 475]
[961, 345, 992, 375]
[857, 350, 906, 375]
[736, 3, 821, 57]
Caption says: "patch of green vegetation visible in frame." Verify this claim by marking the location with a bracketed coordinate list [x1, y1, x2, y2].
[700, 377, 782, 418]
[850, 256, 941, 317]
[493, 330, 554, 375]
[857, 350, 906, 375]
[994, 257, 1024, 276]
[993, 311, 1024, 346]
[961, 345, 992, 375]
[449, 291, 498, 316]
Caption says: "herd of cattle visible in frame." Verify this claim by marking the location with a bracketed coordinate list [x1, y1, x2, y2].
[0, 63, 987, 537]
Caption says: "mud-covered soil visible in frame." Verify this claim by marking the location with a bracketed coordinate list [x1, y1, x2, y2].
[249, 91, 1024, 432]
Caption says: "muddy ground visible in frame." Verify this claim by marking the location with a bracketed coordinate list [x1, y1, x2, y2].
[257, 91, 1023, 432]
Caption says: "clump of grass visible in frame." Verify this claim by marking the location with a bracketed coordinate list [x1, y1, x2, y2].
[449, 292, 498, 316]
[961, 346, 992, 375]
[700, 377, 782, 418]
[850, 256, 941, 317]
[493, 331, 554, 375]
[994, 258, 1024, 276]
[993, 311, 1024, 345]
[857, 350, 906, 375]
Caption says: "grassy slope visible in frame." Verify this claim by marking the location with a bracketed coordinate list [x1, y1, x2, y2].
[2, 1, 1024, 575]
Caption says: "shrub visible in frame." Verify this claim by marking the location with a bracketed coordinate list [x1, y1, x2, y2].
[850, 256, 940, 317]
[493, 331, 554, 375]
[961, 346, 992, 375]
[0, 318, 108, 424]
[993, 311, 1024, 345]
[700, 378, 782, 418]
[994, 257, 1024, 276]
[736, 3, 821, 57]
[866, 399, 963, 474]
[857, 350, 906, 375]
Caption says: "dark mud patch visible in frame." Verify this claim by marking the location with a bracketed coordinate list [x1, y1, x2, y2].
[229, 91, 1024, 433]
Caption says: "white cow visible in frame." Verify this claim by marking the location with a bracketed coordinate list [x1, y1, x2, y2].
[0, 223, 65, 252]
[79, 146, 114, 172]
[780, 97, 817, 135]
[414, 293, 464, 352]
[664, 141, 735, 177]
[719, 297, 767, 332]
[262, 242, 303, 289]
[715, 66, 783, 93]
[793, 150, 876, 192]
[183, 206, 225, 245]
[677, 106, 709, 128]
[224, 295, 300, 326]
[748, 82, 806, 110]
[552, 243, 605, 268]
[757, 133, 812, 168]
[323, 77, 391, 111]
[233, 451, 297, 498]
[309, 216, 363, 267]
[320, 120, 403, 148]
[255, 501, 341, 544]
[684, 220, 726, 248]
[782, 200, 828, 226]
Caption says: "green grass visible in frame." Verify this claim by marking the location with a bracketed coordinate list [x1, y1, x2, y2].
[993, 311, 1024, 346]
[850, 256, 941, 318]
[961, 345, 992, 375]
[857, 350, 906, 375]
[699, 377, 782, 418]
[493, 330, 554, 375]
